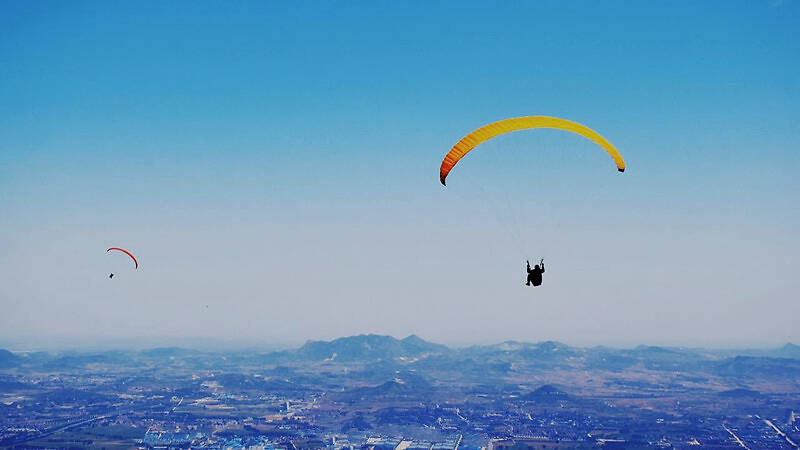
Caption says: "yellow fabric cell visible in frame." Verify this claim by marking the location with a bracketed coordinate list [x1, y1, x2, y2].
[440, 116, 626, 185]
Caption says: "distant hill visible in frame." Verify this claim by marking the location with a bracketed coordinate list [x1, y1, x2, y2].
[5, 336, 800, 380]
[140, 347, 200, 358]
[460, 340, 582, 370]
[585, 348, 638, 371]
[718, 388, 761, 397]
[39, 351, 135, 370]
[632, 345, 680, 355]
[464, 340, 573, 355]
[709, 343, 800, 360]
[712, 356, 800, 378]
[521, 384, 569, 401]
[0, 349, 18, 368]
[344, 370, 433, 399]
[400, 334, 450, 354]
[257, 336, 800, 377]
[296, 334, 448, 362]
[775, 343, 800, 359]
[0, 378, 29, 390]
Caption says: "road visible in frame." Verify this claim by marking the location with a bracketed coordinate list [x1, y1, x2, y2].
[764, 418, 799, 449]
[723, 424, 750, 449]
[0, 414, 112, 446]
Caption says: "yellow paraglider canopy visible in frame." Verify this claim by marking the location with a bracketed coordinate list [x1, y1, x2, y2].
[440, 116, 626, 185]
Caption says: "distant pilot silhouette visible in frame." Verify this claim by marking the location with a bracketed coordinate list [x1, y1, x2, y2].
[526, 259, 544, 287]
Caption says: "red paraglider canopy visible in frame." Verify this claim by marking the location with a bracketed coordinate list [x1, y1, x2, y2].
[107, 247, 138, 269]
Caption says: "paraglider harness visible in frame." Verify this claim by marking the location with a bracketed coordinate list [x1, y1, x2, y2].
[526, 259, 544, 287]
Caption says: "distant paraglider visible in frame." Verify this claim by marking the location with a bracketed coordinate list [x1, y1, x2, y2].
[439, 116, 626, 185]
[107, 247, 138, 268]
[107, 247, 138, 278]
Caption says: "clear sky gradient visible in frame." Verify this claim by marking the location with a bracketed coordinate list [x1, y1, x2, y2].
[1, 1, 798, 349]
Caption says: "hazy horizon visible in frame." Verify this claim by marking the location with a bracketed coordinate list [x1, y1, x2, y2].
[2, 1, 798, 349]
[1, 331, 798, 354]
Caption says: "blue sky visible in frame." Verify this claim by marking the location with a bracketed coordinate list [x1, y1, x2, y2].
[1, 1, 798, 349]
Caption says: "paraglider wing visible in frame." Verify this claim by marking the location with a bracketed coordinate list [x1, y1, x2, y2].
[440, 116, 626, 185]
[107, 247, 138, 269]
